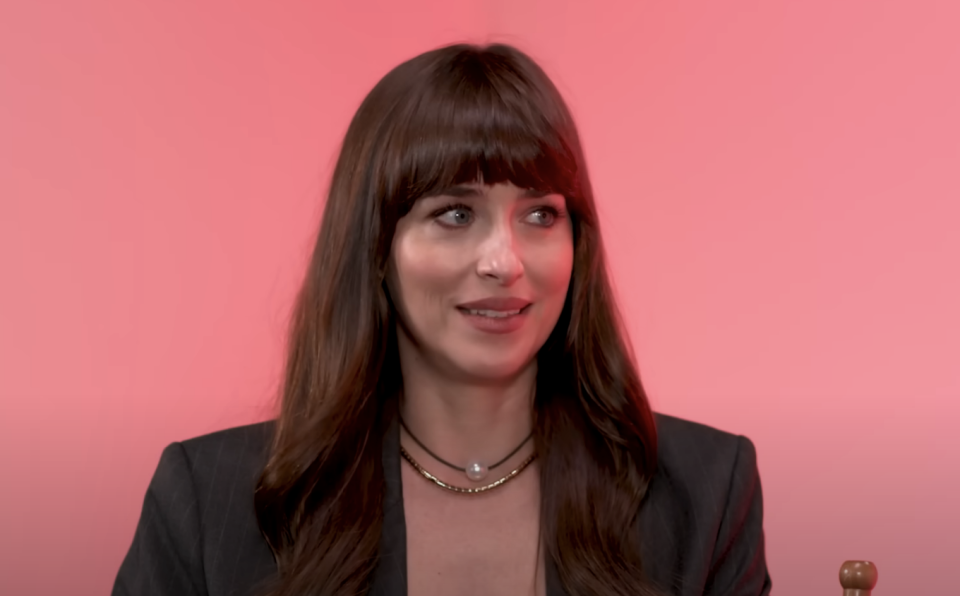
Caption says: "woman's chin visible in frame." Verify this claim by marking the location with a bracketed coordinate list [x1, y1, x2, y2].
[452, 355, 534, 385]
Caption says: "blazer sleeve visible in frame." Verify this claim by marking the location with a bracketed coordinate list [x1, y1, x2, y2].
[113, 442, 208, 596]
[703, 435, 772, 596]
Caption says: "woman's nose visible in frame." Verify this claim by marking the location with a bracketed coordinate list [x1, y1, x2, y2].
[475, 224, 524, 285]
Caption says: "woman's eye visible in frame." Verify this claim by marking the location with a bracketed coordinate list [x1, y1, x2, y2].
[527, 208, 558, 226]
[431, 203, 561, 228]
[436, 205, 473, 227]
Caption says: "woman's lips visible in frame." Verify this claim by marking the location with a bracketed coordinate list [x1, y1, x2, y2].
[456, 296, 532, 311]
[456, 304, 531, 334]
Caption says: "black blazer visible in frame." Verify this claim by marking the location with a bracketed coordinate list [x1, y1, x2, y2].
[113, 412, 771, 596]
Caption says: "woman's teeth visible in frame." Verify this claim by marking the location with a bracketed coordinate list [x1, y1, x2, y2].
[463, 309, 521, 318]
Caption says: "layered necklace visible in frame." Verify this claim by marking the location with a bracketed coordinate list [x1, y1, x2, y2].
[398, 416, 537, 494]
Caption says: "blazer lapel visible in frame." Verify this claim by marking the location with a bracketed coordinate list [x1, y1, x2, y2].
[369, 407, 408, 596]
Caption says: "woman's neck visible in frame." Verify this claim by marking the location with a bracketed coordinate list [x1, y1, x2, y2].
[397, 363, 537, 468]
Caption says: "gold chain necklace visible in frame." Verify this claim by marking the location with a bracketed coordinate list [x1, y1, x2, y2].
[399, 445, 537, 494]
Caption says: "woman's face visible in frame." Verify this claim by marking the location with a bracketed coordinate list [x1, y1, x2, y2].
[386, 181, 574, 382]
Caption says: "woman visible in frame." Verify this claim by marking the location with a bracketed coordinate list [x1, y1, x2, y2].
[114, 43, 771, 596]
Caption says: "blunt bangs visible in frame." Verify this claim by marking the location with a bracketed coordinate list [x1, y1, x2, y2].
[378, 48, 582, 213]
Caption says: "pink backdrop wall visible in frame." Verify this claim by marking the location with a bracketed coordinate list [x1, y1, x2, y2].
[2, 1, 958, 594]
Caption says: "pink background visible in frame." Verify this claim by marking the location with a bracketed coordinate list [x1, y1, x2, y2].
[2, 1, 958, 594]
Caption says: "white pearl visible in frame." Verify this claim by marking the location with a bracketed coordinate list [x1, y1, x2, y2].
[465, 461, 488, 481]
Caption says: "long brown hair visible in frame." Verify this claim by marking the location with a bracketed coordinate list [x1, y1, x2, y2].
[254, 43, 661, 596]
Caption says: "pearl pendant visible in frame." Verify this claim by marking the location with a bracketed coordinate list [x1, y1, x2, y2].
[465, 461, 489, 481]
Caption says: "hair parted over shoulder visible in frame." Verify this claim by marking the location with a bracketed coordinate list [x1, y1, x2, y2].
[254, 43, 661, 596]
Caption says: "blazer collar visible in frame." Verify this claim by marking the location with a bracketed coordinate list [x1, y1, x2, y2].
[368, 403, 567, 596]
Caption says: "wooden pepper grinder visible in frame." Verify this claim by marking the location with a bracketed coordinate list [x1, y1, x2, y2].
[840, 561, 878, 596]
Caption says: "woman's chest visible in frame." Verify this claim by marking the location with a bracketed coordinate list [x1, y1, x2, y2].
[401, 465, 546, 596]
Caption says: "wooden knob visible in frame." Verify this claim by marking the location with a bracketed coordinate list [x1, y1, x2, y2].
[840, 561, 877, 596]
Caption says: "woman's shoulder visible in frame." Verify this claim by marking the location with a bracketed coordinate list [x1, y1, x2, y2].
[178, 420, 275, 460]
[649, 411, 761, 504]
[642, 413, 770, 595]
[171, 420, 276, 489]
[649, 413, 760, 513]
[141, 421, 276, 516]
[652, 411, 754, 460]
[116, 421, 279, 594]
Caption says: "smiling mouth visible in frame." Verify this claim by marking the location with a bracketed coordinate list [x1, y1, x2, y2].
[456, 305, 531, 318]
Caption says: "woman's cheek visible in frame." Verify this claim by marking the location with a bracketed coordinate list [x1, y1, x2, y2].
[538, 243, 574, 291]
